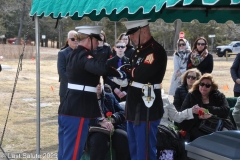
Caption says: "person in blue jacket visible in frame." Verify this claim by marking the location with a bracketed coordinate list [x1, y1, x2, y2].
[57, 30, 79, 102]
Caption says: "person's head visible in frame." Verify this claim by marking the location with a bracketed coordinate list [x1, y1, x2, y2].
[122, 19, 151, 46]
[181, 68, 202, 88]
[192, 37, 208, 52]
[118, 33, 131, 45]
[190, 73, 218, 96]
[115, 40, 126, 58]
[75, 26, 103, 50]
[61, 39, 69, 50]
[177, 38, 190, 52]
[104, 84, 112, 93]
[67, 30, 78, 49]
[99, 30, 106, 43]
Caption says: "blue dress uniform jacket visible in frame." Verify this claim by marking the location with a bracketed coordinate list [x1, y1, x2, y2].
[126, 37, 167, 121]
[106, 55, 130, 102]
[58, 46, 121, 118]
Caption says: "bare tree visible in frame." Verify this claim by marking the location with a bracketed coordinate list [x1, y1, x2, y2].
[173, 19, 182, 50]
[16, 0, 26, 45]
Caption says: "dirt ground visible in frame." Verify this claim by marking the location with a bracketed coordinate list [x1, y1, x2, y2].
[0, 44, 237, 159]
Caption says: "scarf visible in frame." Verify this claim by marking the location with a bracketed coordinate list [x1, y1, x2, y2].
[176, 50, 190, 64]
[190, 49, 208, 66]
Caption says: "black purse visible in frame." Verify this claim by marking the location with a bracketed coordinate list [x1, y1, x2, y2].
[89, 126, 113, 136]
[199, 116, 223, 134]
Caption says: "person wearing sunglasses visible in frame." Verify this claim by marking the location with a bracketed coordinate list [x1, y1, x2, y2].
[169, 38, 191, 96]
[58, 26, 127, 160]
[179, 73, 230, 142]
[106, 40, 130, 102]
[112, 33, 135, 59]
[57, 30, 79, 103]
[173, 68, 202, 112]
[187, 37, 213, 75]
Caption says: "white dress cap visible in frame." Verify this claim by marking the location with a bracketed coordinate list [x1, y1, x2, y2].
[75, 26, 103, 35]
[122, 19, 150, 30]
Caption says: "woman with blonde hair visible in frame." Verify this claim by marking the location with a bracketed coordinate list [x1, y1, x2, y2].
[173, 68, 202, 111]
[179, 73, 229, 141]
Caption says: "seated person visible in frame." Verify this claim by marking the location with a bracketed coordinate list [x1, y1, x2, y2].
[173, 68, 202, 111]
[179, 73, 230, 141]
[233, 96, 240, 130]
[106, 40, 130, 102]
[86, 83, 130, 160]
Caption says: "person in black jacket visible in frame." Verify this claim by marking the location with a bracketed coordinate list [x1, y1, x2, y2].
[93, 30, 113, 62]
[179, 73, 230, 141]
[112, 33, 135, 59]
[186, 37, 213, 74]
[173, 68, 202, 111]
[230, 53, 240, 97]
[87, 84, 130, 160]
[106, 40, 130, 102]
[58, 26, 126, 160]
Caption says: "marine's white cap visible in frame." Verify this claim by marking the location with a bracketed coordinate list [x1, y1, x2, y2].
[75, 26, 103, 41]
[122, 19, 150, 35]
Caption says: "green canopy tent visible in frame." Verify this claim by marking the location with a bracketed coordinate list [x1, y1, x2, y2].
[30, 0, 240, 23]
[29, 0, 240, 159]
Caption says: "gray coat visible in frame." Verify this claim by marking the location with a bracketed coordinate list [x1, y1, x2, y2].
[57, 47, 73, 97]
[230, 53, 240, 93]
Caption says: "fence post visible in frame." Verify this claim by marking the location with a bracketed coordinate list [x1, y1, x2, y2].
[226, 51, 228, 61]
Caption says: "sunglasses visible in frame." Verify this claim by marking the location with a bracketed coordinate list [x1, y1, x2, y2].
[116, 46, 126, 49]
[197, 43, 206, 46]
[69, 38, 76, 41]
[187, 75, 197, 80]
[178, 43, 186, 47]
[199, 82, 212, 88]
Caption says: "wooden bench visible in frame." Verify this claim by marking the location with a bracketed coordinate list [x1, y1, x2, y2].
[226, 51, 238, 61]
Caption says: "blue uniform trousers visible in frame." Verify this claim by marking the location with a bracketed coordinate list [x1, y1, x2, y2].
[58, 115, 90, 160]
[127, 120, 160, 160]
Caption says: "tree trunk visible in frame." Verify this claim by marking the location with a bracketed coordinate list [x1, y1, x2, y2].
[16, 0, 26, 45]
[173, 19, 182, 50]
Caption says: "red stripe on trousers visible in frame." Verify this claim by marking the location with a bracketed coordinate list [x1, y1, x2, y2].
[146, 121, 150, 160]
[72, 118, 84, 160]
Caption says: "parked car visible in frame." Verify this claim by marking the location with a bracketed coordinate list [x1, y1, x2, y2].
[216, 41, 240, 57]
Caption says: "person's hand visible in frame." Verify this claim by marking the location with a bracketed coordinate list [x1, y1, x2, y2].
[99, 119, 114, 131]
[192, 104, 200, 114]
[114, 88, 126, 98]
[236, 79, 240, 84]
[175, 70, 181, 77]
[199, 114, 212, 119]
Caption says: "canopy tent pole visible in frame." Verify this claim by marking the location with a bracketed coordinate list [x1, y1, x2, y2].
[114, 22, 117, 43]
[34, 15, 41, 160]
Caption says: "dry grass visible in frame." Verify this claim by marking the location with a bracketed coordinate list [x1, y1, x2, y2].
[0, 44, 237, 159]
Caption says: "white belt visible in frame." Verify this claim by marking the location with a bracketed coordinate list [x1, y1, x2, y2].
[68, 83, 97, 93]
[130, 81, 161, 89]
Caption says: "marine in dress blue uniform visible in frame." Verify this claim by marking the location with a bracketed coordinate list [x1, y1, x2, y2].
[122, 19, 167, 160]
[58, 26, 126, 160]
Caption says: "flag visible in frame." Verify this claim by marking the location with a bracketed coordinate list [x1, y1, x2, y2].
[222, 85, 229, 91]
[50, 86, 54, 91]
